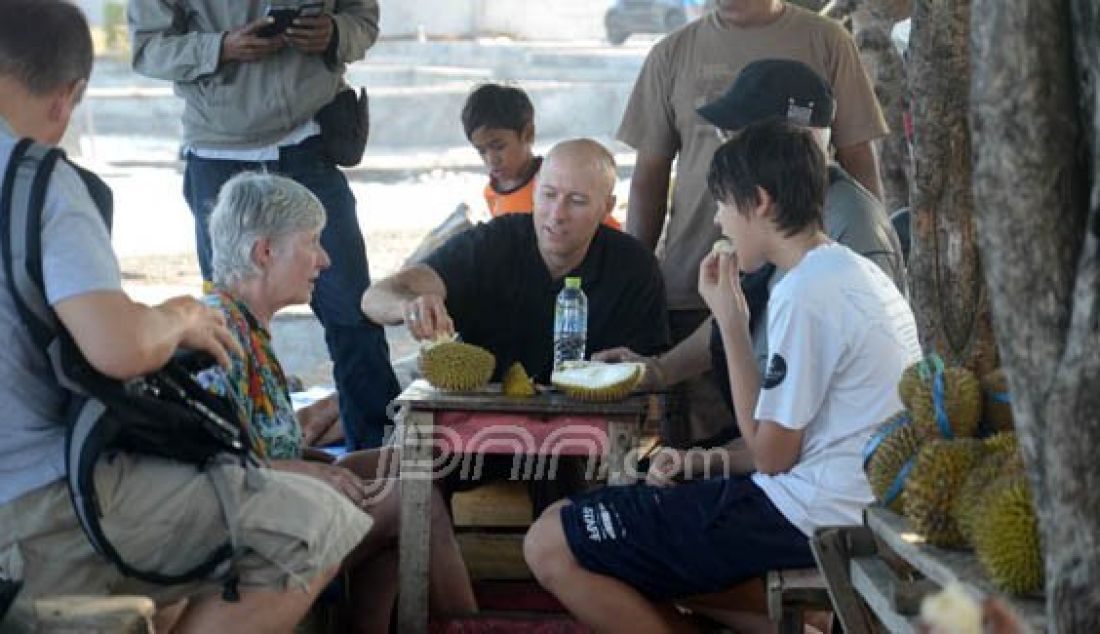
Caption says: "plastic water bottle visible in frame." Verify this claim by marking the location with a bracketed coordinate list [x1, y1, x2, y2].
[553, 276, 588, 370]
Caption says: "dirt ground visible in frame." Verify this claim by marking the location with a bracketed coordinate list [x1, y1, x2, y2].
[118, 227, 427, 289]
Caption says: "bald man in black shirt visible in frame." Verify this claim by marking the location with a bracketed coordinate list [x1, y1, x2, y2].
[362, 138, 670, 513]
[362, 138, 669, 383]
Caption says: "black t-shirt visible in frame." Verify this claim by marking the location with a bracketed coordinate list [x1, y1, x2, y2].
[425, 214, 670, 383]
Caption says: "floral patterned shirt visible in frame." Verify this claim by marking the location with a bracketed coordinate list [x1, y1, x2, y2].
[195, 288, 302, 461]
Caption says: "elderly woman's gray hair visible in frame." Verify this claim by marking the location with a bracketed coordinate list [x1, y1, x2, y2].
[209, 172, 327, 286]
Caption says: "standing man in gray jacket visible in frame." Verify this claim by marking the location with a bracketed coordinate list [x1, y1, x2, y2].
[129, 0, 400, 450]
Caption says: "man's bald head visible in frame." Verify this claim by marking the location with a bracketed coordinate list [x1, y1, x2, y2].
[533, 138, 619, 277]
[544, 138, 618, 200]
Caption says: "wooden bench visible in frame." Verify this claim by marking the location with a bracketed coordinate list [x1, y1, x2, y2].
[766, 568, 833, 634]
[812, 507, 1046, 633]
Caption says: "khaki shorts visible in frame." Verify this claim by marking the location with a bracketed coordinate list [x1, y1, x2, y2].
[0, 453, 371, 632]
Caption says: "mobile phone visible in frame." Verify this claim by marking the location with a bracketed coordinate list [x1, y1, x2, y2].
[256, 2, 323, 38]
[257, 5, 298, 38]
[297, 2, 324, 18]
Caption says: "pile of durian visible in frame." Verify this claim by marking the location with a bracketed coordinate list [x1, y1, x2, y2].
[862, 356, 1042, 595]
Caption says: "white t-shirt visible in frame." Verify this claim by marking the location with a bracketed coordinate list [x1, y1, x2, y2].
[751, 243, 921, 536]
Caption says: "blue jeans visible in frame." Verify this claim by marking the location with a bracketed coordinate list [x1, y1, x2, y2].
[183, 137, 400, 449]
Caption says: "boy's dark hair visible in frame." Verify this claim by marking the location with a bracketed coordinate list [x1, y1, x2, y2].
[461, 83, 535, 140]
[0, 0, 93, 95]
[706, 119, 826, 236]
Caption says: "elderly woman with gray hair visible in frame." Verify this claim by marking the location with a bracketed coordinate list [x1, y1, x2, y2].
[198, 172, 476, 632]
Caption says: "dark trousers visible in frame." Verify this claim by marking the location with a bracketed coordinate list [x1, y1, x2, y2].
[182, 137, 400, 449]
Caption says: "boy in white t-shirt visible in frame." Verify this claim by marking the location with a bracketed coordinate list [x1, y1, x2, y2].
[523, 119, 921, 631]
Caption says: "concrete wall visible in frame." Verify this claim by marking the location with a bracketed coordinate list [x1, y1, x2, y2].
[75, 0, 105, 25]
[381, 0, 614, 41]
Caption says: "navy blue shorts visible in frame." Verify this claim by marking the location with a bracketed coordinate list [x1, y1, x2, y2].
[560, 475, 814, 601]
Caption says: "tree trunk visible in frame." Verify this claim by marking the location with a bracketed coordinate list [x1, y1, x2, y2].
[906, 0, 998, 375]
[970, 0, 1100, 629]
[848, 0, 911, 214]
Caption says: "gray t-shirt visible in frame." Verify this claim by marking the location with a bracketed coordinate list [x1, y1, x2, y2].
[0, 122, 123, 506]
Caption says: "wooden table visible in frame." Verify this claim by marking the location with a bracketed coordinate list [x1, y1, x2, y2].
[393, 379, 650, 633]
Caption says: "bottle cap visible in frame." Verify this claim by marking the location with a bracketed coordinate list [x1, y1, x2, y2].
[564, 276, 582, 289]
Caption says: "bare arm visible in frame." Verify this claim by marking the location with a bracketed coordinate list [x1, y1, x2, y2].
[625, 151, 674, 251]
[594, 316, 712, 390]
[54, 291, 239, 380]
[700, 251, 803, 476]
[835, 140, 884, 201]
[716, 315, 803, 475]
[654, 317, 713, 387]
[360, 265, 453, 340]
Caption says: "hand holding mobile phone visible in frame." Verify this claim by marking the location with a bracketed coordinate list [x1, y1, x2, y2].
[257, 2, 324, 38]
[283, 2, 332, 54]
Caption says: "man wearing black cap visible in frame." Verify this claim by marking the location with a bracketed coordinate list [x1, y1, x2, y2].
[614, 0, 888, 448]
[597, 59, 906, 445]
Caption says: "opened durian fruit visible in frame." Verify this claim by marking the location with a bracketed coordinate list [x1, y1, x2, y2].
[551, 361, 645, 402]
[418, 336, 495, 391]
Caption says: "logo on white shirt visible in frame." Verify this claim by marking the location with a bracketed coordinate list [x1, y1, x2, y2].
[762, 353, 788, 389]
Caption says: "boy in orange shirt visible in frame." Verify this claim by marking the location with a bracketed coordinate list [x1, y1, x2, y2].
[461, 83, 621, 229]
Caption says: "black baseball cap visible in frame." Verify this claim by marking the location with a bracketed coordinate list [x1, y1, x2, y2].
[697, 59, 836, 131]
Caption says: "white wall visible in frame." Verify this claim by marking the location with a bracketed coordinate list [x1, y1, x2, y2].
[477, 0, 613, 41]
[380, 0, 476, 39]
[381, 0, 614, 41]
[75, 0, 105, 25]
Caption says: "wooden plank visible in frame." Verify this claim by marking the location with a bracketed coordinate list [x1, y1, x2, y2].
[457, 532, 532, 581]
[865, 507, 1046, 630]
[810, 526, 878, 634]
[35, 596, 154, 634]
[398, 408, 434, 634]
[396, 379, 648, 416]
[850, 557, 919, 634]
[452, 481, 532, 527]
[605, 417, 639, 486]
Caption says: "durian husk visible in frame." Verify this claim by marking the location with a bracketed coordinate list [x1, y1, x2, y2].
[981, 369, 1015, 433]
[971, 477, 1043, 595]
[865, 412, 923, 513]
[951, 433, 1025, 543]
[899, 361, 982, 440]
[502, 362, 537, 397]
[903, 438, 985, 548]
[551, 361, 644, 402]
[419, 340, 495, 391]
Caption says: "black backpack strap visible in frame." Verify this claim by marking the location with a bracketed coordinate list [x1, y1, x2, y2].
[1, 140, 61, 351]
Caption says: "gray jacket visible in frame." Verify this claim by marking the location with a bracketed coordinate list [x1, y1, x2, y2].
[129, 0, 379, 149]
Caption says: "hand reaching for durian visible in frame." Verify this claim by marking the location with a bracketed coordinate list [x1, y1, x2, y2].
[403, 294, 455, 341]
[592, 347, 665, 391]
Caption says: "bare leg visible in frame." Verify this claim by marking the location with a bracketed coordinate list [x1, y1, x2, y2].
[348, 547, 398, 634]
[524, 501, 697, 634]
[172, 565, 339, 634]
[340, 456, 476, 631]
[152, 598, 187, 633]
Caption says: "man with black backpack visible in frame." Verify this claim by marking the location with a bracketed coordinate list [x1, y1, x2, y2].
[0, 2, 369, 631]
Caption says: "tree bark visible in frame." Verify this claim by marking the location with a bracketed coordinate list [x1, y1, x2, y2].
[970, 0, 1100, 628]
[907, 0, 998, 375]
[848, 0, 911, 213]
